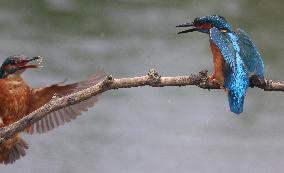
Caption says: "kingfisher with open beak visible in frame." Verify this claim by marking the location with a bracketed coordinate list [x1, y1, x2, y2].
[177, 15, 265, 114]
[0, 55, 105, 164]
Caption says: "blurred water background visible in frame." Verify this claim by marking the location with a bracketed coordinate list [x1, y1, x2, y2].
[1, 0, 284, 172]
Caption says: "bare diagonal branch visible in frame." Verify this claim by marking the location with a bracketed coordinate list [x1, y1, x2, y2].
[0, 69, 283, 144]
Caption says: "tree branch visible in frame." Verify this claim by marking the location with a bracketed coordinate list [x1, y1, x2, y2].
[0, 69, 283, 144]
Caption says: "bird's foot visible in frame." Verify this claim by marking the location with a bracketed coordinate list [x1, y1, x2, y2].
[208, 73, 227, 91]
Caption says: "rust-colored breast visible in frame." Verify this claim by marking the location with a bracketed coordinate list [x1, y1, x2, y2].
[0, 77, 30, 127]
[209, 40, 225, 86]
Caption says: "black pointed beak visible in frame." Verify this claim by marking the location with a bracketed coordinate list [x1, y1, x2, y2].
[24, 56, 41, 62]
[176, 22, 198, 34]
[18, 56, 43, 69]
[176, 22, 194, 27]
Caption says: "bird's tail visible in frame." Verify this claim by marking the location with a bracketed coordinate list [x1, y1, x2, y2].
[228, 89, 246, 114]
[0, 135, 29, 164]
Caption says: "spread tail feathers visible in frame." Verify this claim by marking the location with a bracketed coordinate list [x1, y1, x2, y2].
[228, 90, 245, 114]
[0, 136, 29, 164]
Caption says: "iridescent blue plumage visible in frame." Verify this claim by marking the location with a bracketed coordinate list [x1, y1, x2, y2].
[237, 29, 265, 80]
[210, 27, 249, 114]
[197, 15, 233, 32]
[177, 15, 265, 114]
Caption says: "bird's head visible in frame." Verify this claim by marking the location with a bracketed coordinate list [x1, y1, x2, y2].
[0, 55, 43, 78]
[177, 15, 233, 34]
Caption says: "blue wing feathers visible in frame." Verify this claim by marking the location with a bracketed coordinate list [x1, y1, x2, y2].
[210, 28, 236, 69]
[228, 90, 244, 114]
[210, 27, 249, 114]
[237, 28, 265, 80]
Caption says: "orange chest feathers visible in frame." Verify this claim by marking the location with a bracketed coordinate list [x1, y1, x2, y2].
[0, 77, 30, 126]
[209, 40, 225, 86]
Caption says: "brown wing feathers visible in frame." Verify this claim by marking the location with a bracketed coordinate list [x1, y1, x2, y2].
[0, 137, 28, 164]
[26, 70, 105, 134]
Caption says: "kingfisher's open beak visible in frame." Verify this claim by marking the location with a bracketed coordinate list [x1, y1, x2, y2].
[17, 56, 43, 69]
[176, 22, 198, 34]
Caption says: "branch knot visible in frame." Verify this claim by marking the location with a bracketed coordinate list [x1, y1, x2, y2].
[265, 79, 273, 91]
[102, 75, 114, 87]
[148, 69, 161, 86]
[199, 70, 209, 89]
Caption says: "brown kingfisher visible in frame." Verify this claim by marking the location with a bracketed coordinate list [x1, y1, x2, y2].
[0, 55, 105, 164]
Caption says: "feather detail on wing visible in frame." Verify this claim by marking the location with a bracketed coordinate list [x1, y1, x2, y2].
[236, 28, 265, 80]
[210, 27, 249, 114]
[26, 70, 106, 134]
[0, 136, 28, 164]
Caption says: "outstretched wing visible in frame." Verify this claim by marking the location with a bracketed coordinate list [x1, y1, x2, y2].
[210, 27, 249, 114]
[237, 28, 265, 80]
[26, 70, 106, 134]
